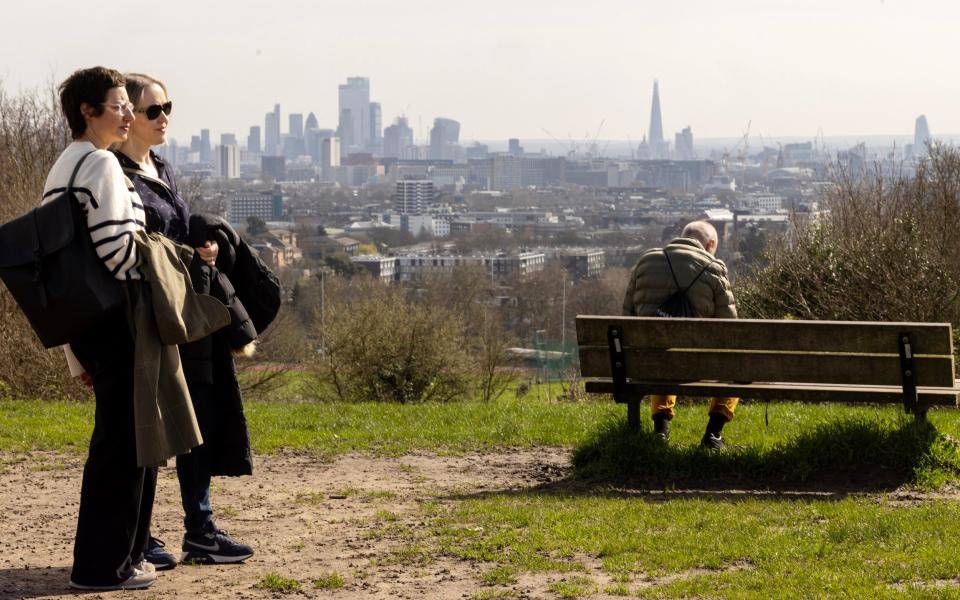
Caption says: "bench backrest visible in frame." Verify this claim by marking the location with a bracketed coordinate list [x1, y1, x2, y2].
[576, 316, 955, 387]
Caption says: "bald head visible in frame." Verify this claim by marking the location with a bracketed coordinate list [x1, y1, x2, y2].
[681, 221, 719, 255]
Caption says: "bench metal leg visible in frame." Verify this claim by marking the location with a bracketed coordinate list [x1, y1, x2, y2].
[898, 332, 920, 416]
[627, 400, 640, 431]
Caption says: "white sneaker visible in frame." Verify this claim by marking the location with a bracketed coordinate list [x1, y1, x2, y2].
[69, 565, 157, 591]
[134, 559, 157, 574]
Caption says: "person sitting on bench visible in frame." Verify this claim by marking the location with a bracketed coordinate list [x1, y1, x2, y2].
[621, 221, 739, 448]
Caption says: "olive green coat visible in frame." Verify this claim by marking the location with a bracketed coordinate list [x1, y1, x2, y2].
[622, 237, 737, 318]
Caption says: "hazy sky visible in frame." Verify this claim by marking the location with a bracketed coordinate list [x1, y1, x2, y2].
[3, 0, 957, 145]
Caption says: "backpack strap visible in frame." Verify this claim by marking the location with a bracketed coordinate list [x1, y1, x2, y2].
[663, 249, 716, 294]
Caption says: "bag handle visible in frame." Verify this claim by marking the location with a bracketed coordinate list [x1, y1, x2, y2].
[68, 151, 98, 191]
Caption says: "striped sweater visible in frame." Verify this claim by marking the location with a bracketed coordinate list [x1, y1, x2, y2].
[41, 140, 145, 279]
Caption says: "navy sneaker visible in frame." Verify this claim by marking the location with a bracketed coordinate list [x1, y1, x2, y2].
[144, 536, 178, 571]
[181, 527, 254, 564]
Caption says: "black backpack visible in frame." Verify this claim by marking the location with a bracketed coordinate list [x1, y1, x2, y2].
[655, 250, 715, 318]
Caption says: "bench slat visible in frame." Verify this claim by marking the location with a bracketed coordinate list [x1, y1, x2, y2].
[583, 380, 960, 406]
[576, 316, 954, 355]
[578, 347, 956, 387]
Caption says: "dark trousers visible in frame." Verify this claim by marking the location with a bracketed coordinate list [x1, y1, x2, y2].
[69, 310, 156, 586]
[176, 382, 215, 536]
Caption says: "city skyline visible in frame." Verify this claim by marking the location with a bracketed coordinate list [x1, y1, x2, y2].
[2, 0, 958, 143]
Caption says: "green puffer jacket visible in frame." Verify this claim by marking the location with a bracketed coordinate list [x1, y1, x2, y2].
[622, 237, 737, 318]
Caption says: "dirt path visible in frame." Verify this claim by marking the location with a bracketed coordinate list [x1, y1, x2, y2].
[0, 449, 574, 600]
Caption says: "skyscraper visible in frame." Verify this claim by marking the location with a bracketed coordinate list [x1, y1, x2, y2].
[220, 133, 237, 146]
[247, 126, 261, 154]
[321, 137, 341, 169]
[305, 112, 319, 131]
[674, 126, 694, 160]
[289, 113, 304, 139]
[914, 115, 931, 156]
[337, 109, 353, 158]
[338, 77, 370, 154]
[383, 117, 414, 159]
[215, 143, 239, 179]
[306, 128, 335, 163]
[200, 129, 212, 162]
[648, 80, 665, 160]
[369, 102, 382, 153]
[429, 118, 460, 160]
[264, 104, 281, 156]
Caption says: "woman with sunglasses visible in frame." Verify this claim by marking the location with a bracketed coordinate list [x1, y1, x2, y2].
[44, 67, 155, 591]
[114, 73, 256, 570]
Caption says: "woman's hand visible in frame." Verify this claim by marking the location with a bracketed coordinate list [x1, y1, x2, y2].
[79, 372, 94, 392]
[195, 240, 219, 268]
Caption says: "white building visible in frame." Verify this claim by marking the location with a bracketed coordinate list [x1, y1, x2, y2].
[395, 178, 434, 214]
[214, 144, 239, 179]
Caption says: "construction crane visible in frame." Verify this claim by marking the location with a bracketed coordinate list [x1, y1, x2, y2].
[721, 120, 751, 179]
[541, 127, 572, 156]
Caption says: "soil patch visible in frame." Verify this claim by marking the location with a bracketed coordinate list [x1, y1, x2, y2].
[1, 448, 957, 599]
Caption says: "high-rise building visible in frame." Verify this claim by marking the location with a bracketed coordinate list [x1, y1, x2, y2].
[247, 126, 261, 154]
[429, 118, 460, 160]
[395, 178, 434, 214]
[321, 137, 341, 172]
[674, 126, 694, 160]
[215, 144, 239, 179]
[306, 128, 335, 163]
[648, 80, 665, 159]
[264, 104, 281, 156]
[289, 113, 304, 139]
[383, 116, 414, 159]
[337, 109, 353, 158]
[200, 129, 212, 162]
[368, 102, 382, 153]
[508, 138, 524, 157]
[220, 133, 237, 146]
[338, 77, 370, 154]
[914, 115, 931, 156]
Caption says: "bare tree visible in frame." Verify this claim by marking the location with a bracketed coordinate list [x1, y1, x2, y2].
[317, 278, 471, 403]
[737, 144, 960, 342]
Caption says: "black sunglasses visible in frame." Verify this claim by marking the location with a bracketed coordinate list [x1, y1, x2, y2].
[136, 101, 173, 120]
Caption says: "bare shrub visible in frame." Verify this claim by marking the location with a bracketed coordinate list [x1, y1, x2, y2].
[0, 83, 85, 399]
[737, 144, 960, 339]
[317, 278, 471, 403]
[237, 308, 312, 401]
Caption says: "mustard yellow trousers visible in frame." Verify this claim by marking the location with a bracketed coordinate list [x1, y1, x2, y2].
[649, 395, 738, 421]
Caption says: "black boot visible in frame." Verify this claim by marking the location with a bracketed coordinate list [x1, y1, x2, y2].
[700, 413, 728, 449]
[652, 413, 671, 442]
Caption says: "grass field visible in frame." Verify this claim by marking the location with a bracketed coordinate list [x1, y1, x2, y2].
[4, 396, 960, 597]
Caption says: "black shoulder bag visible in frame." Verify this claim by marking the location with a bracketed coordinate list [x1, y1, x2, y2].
[0, 151, 124, 347]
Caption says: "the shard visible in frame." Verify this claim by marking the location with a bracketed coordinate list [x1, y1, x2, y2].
[648, 80, 665, 159]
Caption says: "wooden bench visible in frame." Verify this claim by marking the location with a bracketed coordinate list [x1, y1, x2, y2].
[576, 316, 960, 430]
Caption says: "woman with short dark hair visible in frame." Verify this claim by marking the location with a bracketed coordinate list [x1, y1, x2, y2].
[44, 66, 155, 591]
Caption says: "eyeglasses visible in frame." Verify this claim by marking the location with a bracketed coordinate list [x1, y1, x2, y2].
[99, 102, 135, 115]
[136, 101, 173, 120]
